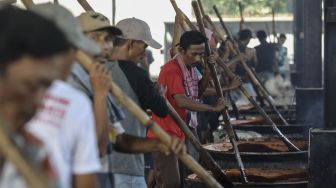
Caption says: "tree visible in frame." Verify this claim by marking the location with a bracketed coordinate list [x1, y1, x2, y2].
[201, 0, 289, 17]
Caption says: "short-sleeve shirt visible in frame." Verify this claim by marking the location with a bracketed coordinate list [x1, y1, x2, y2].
[147, 59, 186, 140]
[27, 80, 101, 188]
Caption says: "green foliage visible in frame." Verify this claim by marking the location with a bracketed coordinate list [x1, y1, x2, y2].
[202, 0, 289, 17]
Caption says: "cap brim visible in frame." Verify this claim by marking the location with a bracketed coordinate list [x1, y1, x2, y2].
[92, 26, 122, 36]
[144, 38, 162, 49]
[76, 34, 101, 55]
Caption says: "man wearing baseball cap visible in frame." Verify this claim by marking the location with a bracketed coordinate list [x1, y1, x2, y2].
[108, 18, 177, 188]
[75, 12, 185, 188]
[27, 3, 102, 188]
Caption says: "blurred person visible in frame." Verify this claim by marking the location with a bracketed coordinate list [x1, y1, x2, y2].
[276, 33, 289, 79]
[255, 30, 277, 84]
[0, 6, 71, 187]
[27, 4, 105, 188]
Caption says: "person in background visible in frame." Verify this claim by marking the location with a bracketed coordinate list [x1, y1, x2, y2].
[276, 33, 289, 79]
[255, 30, 277, 84]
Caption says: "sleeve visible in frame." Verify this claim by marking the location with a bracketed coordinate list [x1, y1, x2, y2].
[163, 70, 185, 98]
[72, 100, 101, 174]
[135, 70, 169, 117]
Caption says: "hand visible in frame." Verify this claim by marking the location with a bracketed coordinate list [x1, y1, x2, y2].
[213, 97, 228, 112]
[228, 75, 242, 90]
[155, 136, 186, 156]
[89, 62, 111, 97]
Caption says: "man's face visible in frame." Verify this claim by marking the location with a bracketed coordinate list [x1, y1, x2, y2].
[0, 56, 57, 129]
[180, 43, 205, 67]
[128, 40, 147, 62]
[278, 37, 286, 45]
[86, 30, 114, 60]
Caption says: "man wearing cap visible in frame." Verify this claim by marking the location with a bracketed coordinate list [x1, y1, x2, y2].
[0, 5, 72, 187]
[75, 12, 185, 188]
[255, 30, 277, 84]
[26, 4, 103, 188]
[148, 30, 227, 187]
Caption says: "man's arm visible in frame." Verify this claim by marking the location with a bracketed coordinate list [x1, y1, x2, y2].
[115, 134, 185, 155]
[73, 174, 99, 188]
[173, 93, 226, 112]
[89, 63, 110, 156]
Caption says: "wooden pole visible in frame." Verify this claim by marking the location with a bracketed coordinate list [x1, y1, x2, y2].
[77, 0, 94, 11]
[112, 0, 116, 25]
[238, 2, 244, 31]
[170, 0, 197, 31]
[21, 0, 33, 8]
[192, 0, 248, 183]
[76, 50, 223, 188]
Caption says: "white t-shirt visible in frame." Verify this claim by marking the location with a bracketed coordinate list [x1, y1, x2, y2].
[27, 80, 101, 188]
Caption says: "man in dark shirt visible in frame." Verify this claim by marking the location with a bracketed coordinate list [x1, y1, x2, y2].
[112, 18, 168, 117]
[109, 18, 172, 187]
[255, 30, 277, 84]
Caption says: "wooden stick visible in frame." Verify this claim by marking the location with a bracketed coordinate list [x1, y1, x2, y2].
[166, 99, 234, 188]
[170, 0, 197, 31]
[238, 1, 244, 31]
[192, 0, 248, 183]
[75, 50, 223, 188]
[112, 0, 116, 25]
[21, 0, 33, 8]
[171, 13, 183, 57]
[272, 8, 278, 43]
[77, 0, 94, 11]
[213, 5, 300, 152]
[0, 118, 49, 188]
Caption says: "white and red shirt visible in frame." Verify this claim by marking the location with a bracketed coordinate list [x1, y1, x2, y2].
[26, 80, 101, 188]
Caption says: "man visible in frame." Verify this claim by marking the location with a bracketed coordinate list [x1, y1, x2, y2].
[148, 30, 227, 187]
[26, 4, 103, 188]
[74, 12, 185, 188]
[0, 6, 71, 187]
[231, 29, 258, 105]
[103, 17, 170, 188]
[255, 30, 277, 84]
[276, 33, 289, 79]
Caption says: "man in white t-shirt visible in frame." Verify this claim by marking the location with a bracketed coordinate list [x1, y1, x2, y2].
[27, 4, 102, 188]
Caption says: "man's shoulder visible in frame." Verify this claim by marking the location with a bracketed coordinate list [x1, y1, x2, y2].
[49, 80, 92, 109]
[118, 60, 148, 77]
[161, 59, 180, 73]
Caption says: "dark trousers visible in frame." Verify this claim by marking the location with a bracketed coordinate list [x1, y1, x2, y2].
[152, 152, 180, 188]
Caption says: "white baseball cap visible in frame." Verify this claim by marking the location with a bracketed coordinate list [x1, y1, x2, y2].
[30, 3, 101, 55]
[116, 18, 162, 49]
